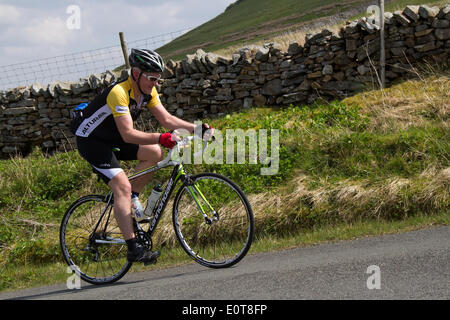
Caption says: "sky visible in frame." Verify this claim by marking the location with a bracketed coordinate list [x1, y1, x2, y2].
[0, 0, 236, 89]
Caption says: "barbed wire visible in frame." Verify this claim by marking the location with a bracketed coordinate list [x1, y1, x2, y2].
[0, 28, 191, 91]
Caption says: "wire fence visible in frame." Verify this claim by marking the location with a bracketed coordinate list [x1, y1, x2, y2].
[0, 28, 191, 91]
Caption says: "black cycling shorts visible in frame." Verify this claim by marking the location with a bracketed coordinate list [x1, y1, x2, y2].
[76, 136, 139, 184]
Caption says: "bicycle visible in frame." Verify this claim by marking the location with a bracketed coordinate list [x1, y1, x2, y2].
[60, 135, 254, 285]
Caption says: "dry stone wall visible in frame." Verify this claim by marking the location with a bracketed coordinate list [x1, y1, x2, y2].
[0, 4, 449, 158]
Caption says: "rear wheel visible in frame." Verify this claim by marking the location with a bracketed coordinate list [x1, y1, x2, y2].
[172, 173, 254, 268]
[60, 195, 132, 285]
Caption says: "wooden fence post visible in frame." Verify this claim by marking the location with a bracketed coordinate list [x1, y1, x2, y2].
[119, 32, 130, 69]
[379, 0, 385, 88]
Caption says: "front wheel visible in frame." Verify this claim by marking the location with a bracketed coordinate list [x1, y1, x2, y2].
[172, 173, 254, 268]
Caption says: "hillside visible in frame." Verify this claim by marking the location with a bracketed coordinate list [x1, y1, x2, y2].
[158, 0, 371, 59]
[156, 0, 447, 60]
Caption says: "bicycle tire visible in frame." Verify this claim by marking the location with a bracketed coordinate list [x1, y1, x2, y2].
[60, 194, 132, 285]
[172, 173, 254, 268]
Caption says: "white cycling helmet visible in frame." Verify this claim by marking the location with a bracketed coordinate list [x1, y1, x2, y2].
[129, 48, 165, 73]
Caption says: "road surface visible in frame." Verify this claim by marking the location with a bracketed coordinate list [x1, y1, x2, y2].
[1, 225, 448, 301]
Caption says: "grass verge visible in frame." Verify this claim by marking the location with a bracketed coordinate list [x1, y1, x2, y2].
[0, 210, 448, 293]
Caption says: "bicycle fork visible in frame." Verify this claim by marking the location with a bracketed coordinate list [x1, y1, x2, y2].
[185, 182, 219, 225]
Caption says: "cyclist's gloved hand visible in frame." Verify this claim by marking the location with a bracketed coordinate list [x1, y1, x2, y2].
[195, 123, 215, 141]
[159, 132, 178, 149]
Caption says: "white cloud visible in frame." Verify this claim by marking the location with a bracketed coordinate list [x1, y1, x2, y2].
[0, 0, 236, 57]
[128, 4, 182, 27]
[0, 4, 21, 24]
[0, 0, 237, 87]
[0, 5, 74, 47]
[23, 16, 71, 45]
[0, 4, 92, 64]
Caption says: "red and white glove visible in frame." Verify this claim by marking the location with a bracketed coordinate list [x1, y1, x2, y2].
[159, 133, 177, 149]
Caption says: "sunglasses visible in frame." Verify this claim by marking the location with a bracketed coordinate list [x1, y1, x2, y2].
[141, 73, 161, 82]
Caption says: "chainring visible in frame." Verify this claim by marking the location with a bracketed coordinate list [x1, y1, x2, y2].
[136, 230, 152, 251]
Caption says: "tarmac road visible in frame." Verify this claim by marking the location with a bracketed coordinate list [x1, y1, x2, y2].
[1, 225, 448, 301]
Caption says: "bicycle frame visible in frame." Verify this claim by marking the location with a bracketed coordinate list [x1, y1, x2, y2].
[132, 162, 185, 237]
[92, 136, 214, 245]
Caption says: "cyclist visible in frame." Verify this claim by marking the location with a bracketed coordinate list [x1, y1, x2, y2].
[73, 48, 213, 264]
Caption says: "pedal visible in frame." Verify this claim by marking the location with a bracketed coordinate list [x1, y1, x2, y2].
[144, 251, 161, 266]
[144, 258, 157, 266]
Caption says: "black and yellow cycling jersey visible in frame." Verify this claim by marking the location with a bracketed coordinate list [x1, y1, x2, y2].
[73, 76, 161, 142]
